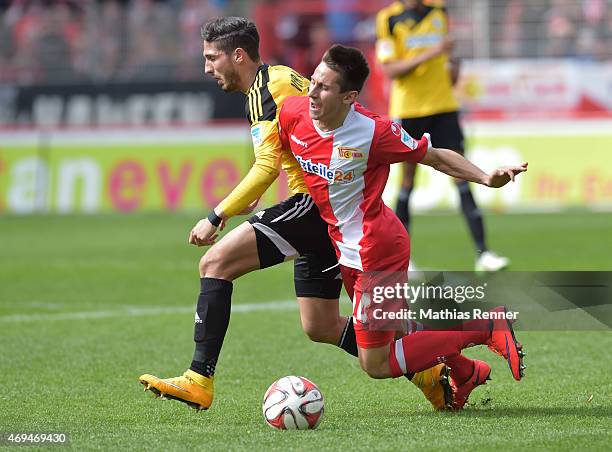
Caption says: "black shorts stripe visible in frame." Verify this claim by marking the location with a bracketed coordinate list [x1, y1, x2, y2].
[248, 193, 341, 299]
[270, 195, 310, 223]
[295, 197, 315, 219]
[274, 195, 314, 223]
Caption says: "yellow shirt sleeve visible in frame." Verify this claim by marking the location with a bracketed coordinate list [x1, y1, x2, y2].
[375, 9, 399, 63]
[216, 119, 281, 218]
[215, 64, 310, 218]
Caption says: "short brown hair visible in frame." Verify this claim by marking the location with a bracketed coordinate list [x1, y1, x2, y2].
[322, 44, 370, 93]
[201, 17, 260, 61]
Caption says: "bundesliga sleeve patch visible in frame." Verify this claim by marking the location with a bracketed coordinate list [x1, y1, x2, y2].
[376, 39, 395, 60]
[251, 124, 263, 148]
[400, 128, 418, 150]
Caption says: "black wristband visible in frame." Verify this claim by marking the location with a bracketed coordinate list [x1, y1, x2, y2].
[207, 211, 222, 227]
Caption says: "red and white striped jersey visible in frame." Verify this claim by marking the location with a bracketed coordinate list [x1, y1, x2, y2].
[278, 96, 431, 272]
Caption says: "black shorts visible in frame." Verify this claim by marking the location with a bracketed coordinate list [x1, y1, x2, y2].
[248, 193, 342, 299]
[401, 111, 465, 153]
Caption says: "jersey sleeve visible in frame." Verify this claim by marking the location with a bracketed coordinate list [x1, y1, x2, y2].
[216, 121, 281, 218]
[375, 9, 399, 63]
[371, 120, 431, 165]
[216, 71, 282, 218]
[216, 67, 309, 218]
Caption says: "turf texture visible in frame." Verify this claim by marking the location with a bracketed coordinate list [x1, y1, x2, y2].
[1, 212, 611, 450]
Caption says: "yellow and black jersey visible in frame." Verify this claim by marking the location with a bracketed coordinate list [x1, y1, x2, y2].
[376, 1, 459, 119]
[217, 64, 309, 218]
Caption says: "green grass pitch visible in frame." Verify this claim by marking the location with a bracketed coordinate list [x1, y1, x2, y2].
[1, 211, 611, 450]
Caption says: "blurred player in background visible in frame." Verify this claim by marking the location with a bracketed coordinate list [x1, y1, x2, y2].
[278, 44, 527, 406]
[376, 0, 509, 272]
[140, 17, 452, 412]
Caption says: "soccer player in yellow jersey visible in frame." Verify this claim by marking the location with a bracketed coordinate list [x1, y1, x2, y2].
[376, 0, 509, 272]
[139, 17, 453, 411]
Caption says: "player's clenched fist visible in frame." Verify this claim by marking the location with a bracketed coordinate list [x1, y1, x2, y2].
[188, 218, 219, 246]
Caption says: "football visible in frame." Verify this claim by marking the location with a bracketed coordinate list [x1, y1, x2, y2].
[262, 376, 324, 430]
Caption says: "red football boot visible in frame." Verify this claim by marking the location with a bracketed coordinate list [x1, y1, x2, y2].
[485, 306, 526, 381]
[452, 359, 491, 409]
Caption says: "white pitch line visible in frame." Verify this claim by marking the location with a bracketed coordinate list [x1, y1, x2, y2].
[0, 300, 297, 323]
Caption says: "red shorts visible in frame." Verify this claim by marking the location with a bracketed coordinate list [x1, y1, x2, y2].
[340, 257, 410, 349]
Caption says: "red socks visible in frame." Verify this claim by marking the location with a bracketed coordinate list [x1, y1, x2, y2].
[446, 354, 476, 386]
[388, 327, 489, 377]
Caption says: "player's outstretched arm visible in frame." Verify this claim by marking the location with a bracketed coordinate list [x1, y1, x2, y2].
[420, 147, 528, 188]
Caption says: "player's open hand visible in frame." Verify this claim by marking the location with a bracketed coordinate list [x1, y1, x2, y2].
[486, 162, 528, 188]
[188, 218, 219, 246]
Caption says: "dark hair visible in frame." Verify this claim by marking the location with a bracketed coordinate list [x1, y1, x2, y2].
[322, 44, 370, 93]
[201, 17, 260, 61]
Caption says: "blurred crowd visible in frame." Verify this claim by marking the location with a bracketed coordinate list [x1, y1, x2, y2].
[0, 0, 232, 83]
[491, 0, 612, 59]
[1, 0, 611, 85]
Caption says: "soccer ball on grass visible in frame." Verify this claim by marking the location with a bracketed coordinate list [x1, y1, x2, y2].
[262, 376, 324, 430]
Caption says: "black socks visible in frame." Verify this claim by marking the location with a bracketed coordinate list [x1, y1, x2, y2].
[396, 181, 487, 255]
[190, 277, 233, 378]
[457, 181, 487, 254]
[395, 186, 413, 232]
[338, 317, 358, 357]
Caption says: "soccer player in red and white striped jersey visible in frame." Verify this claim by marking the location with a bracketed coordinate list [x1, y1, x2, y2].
[278, 44, 527, 403]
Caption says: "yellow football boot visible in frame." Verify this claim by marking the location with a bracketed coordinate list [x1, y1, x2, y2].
[410, 363, 454, 410]
[139, 369, 213, 411]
